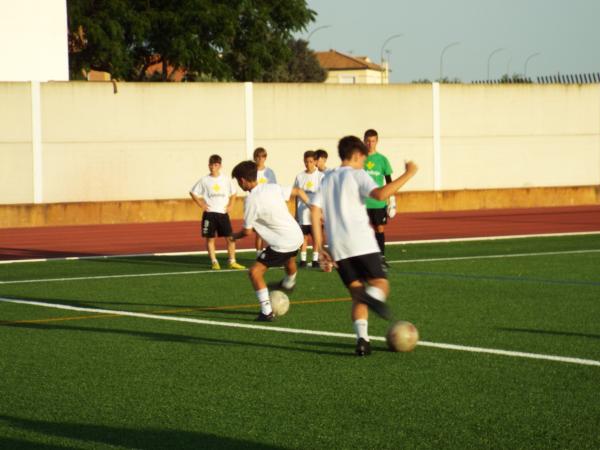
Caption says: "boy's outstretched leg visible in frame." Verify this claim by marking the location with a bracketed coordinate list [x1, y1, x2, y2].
[248, 262, 273, 322]
[268, 256, 298, 293]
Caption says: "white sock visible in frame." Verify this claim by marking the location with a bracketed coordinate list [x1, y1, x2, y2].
[228, 258, 236, 263]
[312, 252, 319, 262]
[256, 250, 262, 257]
[365, 285, 387, 303]
[282, 272, 297, 289]
[353, 319, 369, 341]
[211, 258, 218, 264]
[256, 288, 272, 315]
[301, 251, 307, 262]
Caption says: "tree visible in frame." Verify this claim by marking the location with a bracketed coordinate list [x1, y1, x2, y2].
[270, 39, 326, 82]
[67, 0, 317, 81]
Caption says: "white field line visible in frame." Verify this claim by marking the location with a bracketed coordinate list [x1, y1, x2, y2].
[2, 248, 600, 286]
[1, 297, 599, 368]
[1, 230, 599, 265]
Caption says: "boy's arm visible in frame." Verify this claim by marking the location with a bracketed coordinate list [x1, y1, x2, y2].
[190, 192, 208, 210]
[310, 205, 335, 269]
[370, 161, 418, 201]
[291, 187, 309, 205]
[226, 193, 236, 214]
[229, 227, 252, 241]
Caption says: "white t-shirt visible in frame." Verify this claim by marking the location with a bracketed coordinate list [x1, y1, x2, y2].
[293, 169, 324, 225]
[244, 183, 303, 253]
[190, 174, 237, 214]
[311, 166, 380, 261]
[257, 167, 277, 185]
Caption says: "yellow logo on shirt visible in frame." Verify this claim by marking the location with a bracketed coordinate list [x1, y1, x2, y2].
[258, 177, 267, 184]
[212, 184, 221, 192]
[306, 181, 314, 189]
[366, 161, 375, 170]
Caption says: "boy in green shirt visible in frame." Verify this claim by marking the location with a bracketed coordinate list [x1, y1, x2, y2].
[364, 129, 394, 267]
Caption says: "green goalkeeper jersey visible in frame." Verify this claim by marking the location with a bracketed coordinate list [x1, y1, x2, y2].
[364, 152, 393, 209]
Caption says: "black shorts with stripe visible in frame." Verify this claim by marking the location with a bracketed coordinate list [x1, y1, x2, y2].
[336, 252, 387, 286]
[201, 212, 232, 238]
[367, 207, 387, 226]
[256, 247, 299, 268]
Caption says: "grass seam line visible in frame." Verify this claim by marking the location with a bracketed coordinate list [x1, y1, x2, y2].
[1, 297, 599, 368]
[2, 248, 600, 285]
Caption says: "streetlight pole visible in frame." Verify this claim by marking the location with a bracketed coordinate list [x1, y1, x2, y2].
[487, 47, 506, 80]
[380, 33, 403, 84]
[439, 41, 460, 81]
[307, 25, 331, 42]
[523, 52, 541, 77]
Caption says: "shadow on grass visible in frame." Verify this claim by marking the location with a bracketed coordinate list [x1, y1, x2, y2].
[1, 320, 352, 357]
[0, 415, 281, 449]
[497, 327, 600, 340]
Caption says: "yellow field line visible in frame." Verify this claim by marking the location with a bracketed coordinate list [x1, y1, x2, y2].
[0, 297, 352, 326]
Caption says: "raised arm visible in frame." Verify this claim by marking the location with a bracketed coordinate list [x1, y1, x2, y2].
[370, 161, 418, 201]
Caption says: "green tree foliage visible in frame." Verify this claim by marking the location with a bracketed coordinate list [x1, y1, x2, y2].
[269, 39, 327, 82]
[67, 0, 318, 82]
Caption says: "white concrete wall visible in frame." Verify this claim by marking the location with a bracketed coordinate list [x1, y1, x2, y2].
[0, 0, 68, 82]
[0, 81, 598, 205]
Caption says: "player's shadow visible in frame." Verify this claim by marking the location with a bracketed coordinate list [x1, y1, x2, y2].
[497, 327, 600, 340]
[1, 321, 352, 357]
[0, 414, 281, 449]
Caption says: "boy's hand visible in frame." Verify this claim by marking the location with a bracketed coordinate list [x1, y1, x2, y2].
[318, 249, 336, 273]
[405, 160, 418, 175]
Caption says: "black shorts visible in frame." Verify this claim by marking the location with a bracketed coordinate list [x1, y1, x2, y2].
[336, 252, 387, 286]
[300, 225, 312, 236]
[256, 247, 299, 268]
[201, 212, 232, 238]
[367, 207, 387, 227]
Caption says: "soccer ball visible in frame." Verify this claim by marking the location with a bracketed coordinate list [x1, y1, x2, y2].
[270, 290, 290, 317]
[386, 321, 419, 352]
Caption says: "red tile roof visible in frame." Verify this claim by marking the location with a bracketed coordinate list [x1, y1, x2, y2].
[315, 50, 384, 72]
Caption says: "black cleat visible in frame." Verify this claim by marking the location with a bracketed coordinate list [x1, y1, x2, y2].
[299, 261, 307, 268]
[267, 280, 295, 294]
[310, 261, 319, 268]
[355, 338, 372, 356]
[255, 312, 274, 322]
[357, 291, 392, 320]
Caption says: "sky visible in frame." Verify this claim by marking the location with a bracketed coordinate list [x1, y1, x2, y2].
[302, 0, 600, 83]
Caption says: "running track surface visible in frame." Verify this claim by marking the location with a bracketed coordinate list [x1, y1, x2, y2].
[1, 206, 599, 261]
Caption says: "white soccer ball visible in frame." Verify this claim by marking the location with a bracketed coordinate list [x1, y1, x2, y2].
[386, 320, 419, 352]
[270, 290, 290, 317]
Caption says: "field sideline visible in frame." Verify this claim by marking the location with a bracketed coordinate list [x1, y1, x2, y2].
[1, 234, 599, 448]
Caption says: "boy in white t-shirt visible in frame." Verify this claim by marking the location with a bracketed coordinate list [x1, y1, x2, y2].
[253, 147, 277, 256]
[293, 150, 324, 267]
[189, 154, 246, 271]
[314, 149, 332, 174]
[311, 136, 418, 356]
[230, 160, 309, 322]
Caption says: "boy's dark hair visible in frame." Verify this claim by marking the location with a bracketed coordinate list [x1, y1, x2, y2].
[314, 149, 328, 160]
[364, 129, 378, 140]
[231, 160, 258, 182]
[304, 150, 316, 160]
[253, 147, 267, 159]
[338, 136, 368, 160]
[208, 154, 222, 165]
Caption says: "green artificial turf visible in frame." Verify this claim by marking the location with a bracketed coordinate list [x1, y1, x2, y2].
[1, 234, 599, 449]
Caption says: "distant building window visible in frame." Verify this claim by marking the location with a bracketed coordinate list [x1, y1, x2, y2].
[339, 75, 356, 84]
